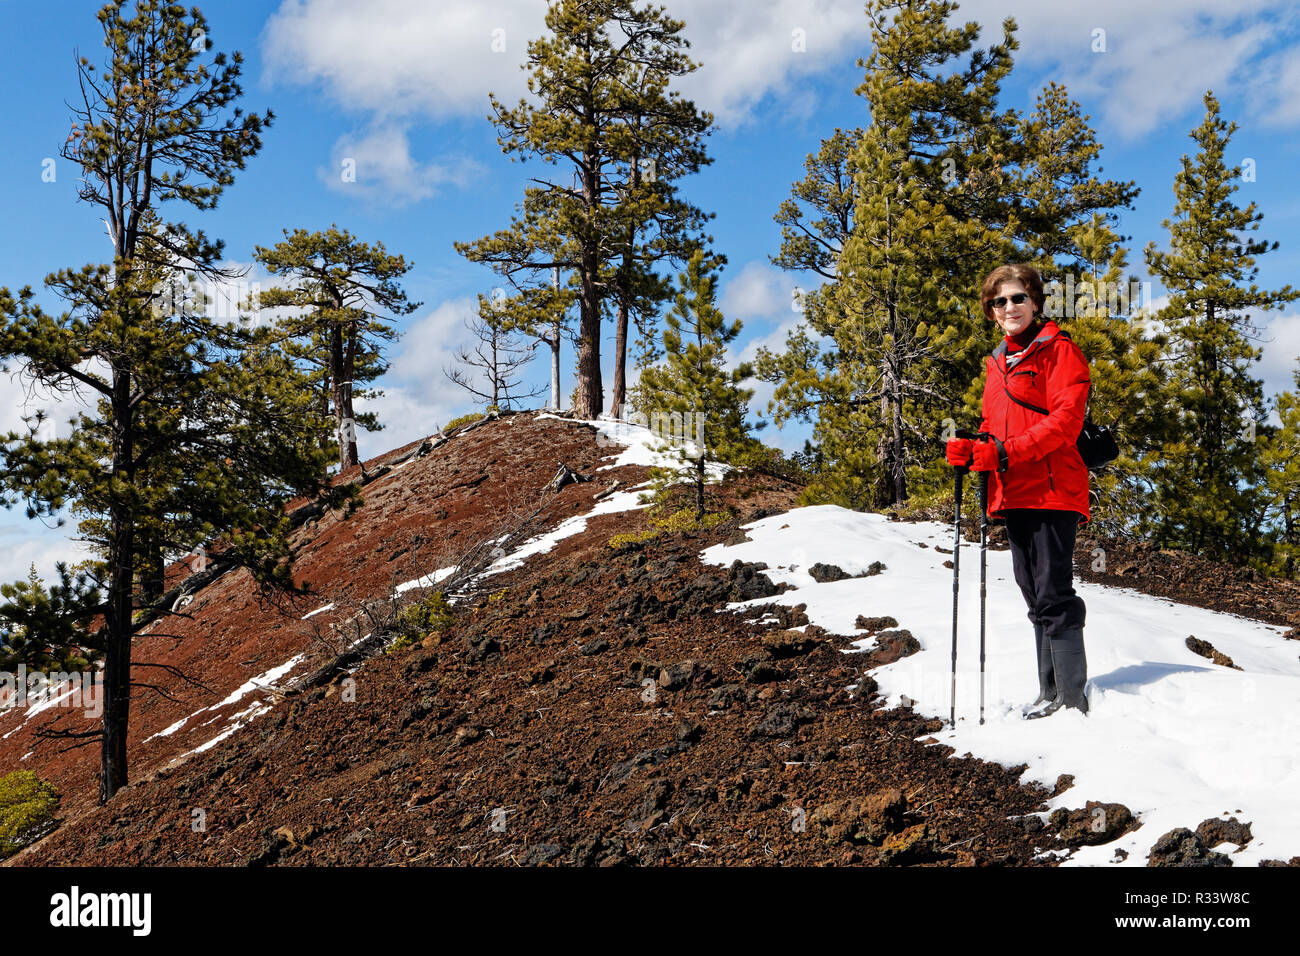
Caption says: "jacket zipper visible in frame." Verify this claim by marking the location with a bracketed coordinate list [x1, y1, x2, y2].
[1027, 369, 1054, 489]
[1005, 362, 1052, 490]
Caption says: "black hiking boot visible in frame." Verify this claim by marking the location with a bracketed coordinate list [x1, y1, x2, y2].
[1025, 625, 1088, 719]
[1022, 621, 1057, 717]
[1032, 620, 1055, 705]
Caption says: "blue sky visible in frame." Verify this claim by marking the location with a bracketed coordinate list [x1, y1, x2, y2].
[2, 0, 1300, 584]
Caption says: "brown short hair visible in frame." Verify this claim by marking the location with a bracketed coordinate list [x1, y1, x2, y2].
[980, 264, 1046, 322]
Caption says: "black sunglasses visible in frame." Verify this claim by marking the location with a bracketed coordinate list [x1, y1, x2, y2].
[990, 293, 1030, 309]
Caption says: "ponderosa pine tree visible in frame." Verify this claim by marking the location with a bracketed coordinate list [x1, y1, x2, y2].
[636, 250, 760, 520]
[758, 0, 1021, 511]
[757, 127, 864, 501]
[455, 0, 714, 419]
[0, 565, 99, 674]
[771, 127, 860, 283]
[939, 81, 1179, 540]
[0, 1, 349, 804]
[1042, 213, 1174, 539]
[1142, 91, 1299, 562]
[250, 225, 420, 472]
[1259, 372, 1300, 577]
[605, 147, 700, 418]
[967, 81, 1167, 538]
[1008, 82, 1139, 265]
[763, 7, 1155, 520]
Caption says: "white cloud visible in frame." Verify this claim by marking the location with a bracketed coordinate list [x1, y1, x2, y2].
[1244, 44, 1300, 129]
[387, 296, 480, 388]
[953, 0, 1294, 140]
[321, 121, 483, 207]
[1070, 21, 1271, 141]
[0, 374, 96, 586]
[261, 0, 1300, 146]
[0, 347, 108, 455]
[261, 0, 534, 119]
[719, 260, 802, 323]
[1256, 309, 1300, 401]
[261, 0, 873, 132]
[667, 0, 872, 130]
[354, 385, 459, 458]
[0, 522, 95, 590]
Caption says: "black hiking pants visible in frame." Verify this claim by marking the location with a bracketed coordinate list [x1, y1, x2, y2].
[1002, 508, 1086, 638]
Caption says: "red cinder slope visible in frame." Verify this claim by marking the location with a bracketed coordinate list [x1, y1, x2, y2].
[0, 410, 635, 828]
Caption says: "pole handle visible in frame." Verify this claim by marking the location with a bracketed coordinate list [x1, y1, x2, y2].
[952, 428, 992, 473]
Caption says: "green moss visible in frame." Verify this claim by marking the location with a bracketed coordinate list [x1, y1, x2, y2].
[0, 770, 59, 858]
[608, 529, 659, 550]
[650, 507, 730, 533]
[607, 505, 730, 548]
[444, 411, 486, 432]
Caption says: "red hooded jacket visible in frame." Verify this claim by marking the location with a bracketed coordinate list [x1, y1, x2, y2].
[977, 319, 1091, 526]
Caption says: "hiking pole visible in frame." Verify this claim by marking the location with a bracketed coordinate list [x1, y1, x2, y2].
[978, 468, 989, 726]
[950, 429, 991, 727]
[949, 455, 966, 728]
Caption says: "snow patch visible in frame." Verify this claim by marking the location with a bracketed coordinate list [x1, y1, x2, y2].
[472, 488, 654, 581]
[698, 504, 1300, 867]
[183, 700, 274, 758]
[395, 566, 458, 595]
[144, 654, 305, 744]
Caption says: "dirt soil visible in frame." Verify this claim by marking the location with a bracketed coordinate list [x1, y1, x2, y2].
[6, 411, 1296, 866]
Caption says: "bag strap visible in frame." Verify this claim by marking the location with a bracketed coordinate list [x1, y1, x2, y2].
[996, 327, 1094, 421]
[1002, 381, 1048, 416]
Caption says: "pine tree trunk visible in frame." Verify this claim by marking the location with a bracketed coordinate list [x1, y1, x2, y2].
[550, 328, 562, 411]
[611, 161, 639, 416]
[575, 140, 604, 419]
[576, 247, 603, 419]
[891, 357, 907, 503]
[330, 322, 357, 471]
[100, 612, 131, 804]
[551, 268, 562, 411]
[100, 368, 136, 805]
[876, 386, 893, 510]
[1285, 500, 1296, 578]
[613, 284, 629, 416]
[880, 290, 907, 506]
[343, 321, 359, 468]
[879, 196, 907, 507]
[140, 538, 164, 609]
[318, 375, 332, 456]
[491, 324, 501, 407]
[696, 449, 705, 520]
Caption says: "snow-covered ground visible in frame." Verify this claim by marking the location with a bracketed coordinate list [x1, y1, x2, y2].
[696, 504, 1300, 867]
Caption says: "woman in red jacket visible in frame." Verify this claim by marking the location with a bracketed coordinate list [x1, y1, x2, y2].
[945, 264, 1092, 718]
